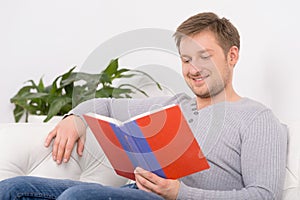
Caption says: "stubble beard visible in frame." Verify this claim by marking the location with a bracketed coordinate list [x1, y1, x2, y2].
[191, 81, 226, 99]
[188, 69, 230, 100]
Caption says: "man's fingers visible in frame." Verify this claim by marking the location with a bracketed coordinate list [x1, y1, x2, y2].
[44, 128, 57, 147]
[135, 167, 159, 192]
[135, 176, 152, 192]
[135, 167, 159, 184]
[135, 167, 180, 199]
[55, 138, 68, 164]
[63, 135, 86, 162]
[52, 136, 60, 161]
[44, 115, 87, 164]
[77, 136, 85, 156]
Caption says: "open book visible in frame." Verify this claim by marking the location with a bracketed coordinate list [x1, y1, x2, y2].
[83, 104, 209, 180]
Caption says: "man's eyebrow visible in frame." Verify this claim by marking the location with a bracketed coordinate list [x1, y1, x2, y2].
[180, 54, 190, 58]
[198, 49, 214, 53]
[180, 49, 214, 57]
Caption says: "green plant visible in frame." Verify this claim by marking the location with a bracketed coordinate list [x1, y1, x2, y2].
[10, 58, 161, 122]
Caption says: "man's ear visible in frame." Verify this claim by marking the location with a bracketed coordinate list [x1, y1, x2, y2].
[227, 46, 239, 68]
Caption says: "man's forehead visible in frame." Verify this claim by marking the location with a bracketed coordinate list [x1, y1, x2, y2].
[179, 37, 211, 54]
[179, 31, 218, 54]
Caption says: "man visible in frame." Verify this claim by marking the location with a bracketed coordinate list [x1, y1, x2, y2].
[0, 12, 287, 200]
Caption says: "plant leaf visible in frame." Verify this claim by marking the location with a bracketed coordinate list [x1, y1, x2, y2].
[118, 84, 148, 97]
[44, 96, 72, 122]
[13, 105, 25, 122]
[49, 76, 60, 95]
[60, 72, 100, 87]
[26, 80, 38, 89]
[10, 86, 34, 103]
[37, 78, 45, 92]
[13, 92, 49, 100]
[61, 66, 76, 81]
[103, 58, 119, 76]
[114, 68, 131, 78]
[11, 58, 163, 123]
[131, 69, 162, 90]
[99, 72, 112, 85]
[95, 86, 133, 98]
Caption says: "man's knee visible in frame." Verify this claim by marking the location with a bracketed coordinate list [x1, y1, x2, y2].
[57, 185, 98, 200]
[58, 184, 163, 200]
[0, 176, 30, 198]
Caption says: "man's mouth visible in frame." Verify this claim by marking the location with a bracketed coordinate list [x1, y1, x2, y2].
[193, 76, 207, 81]
[191, 74, 209, 81]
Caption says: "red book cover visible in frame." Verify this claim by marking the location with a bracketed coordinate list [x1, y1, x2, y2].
[83, 104, 209, 180]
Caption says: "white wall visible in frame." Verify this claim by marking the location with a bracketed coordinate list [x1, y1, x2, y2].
[1, 0, 299, 125]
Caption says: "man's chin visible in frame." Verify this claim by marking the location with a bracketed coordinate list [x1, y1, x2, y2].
[190, 89, 211, 99]
[195, 93, 211, 99]
[192, 87, 226, 100]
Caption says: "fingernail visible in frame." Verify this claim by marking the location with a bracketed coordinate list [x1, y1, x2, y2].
[63, 158, 68, 163]
[53, 156, 56, 161]
[134, 167, 141, 173]
[56, 160, 60, 164]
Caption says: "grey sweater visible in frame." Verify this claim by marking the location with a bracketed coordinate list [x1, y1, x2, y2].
[71, 93, 288, 200]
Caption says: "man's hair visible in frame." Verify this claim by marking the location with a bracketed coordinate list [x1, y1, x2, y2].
[174, 12, 240, 55]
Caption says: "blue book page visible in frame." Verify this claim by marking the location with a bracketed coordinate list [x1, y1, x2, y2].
[111, 124, 149, 170]
[109, 124, 139, 168]
[124, 121, 166, 177]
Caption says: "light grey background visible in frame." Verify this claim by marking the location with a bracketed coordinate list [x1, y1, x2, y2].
[1, 0, 299, 124]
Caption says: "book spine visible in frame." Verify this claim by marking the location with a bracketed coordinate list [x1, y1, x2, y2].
[110, 124, 140, 168]
[124, 121, 166, 178]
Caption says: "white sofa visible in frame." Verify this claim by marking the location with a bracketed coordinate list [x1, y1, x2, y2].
[0, 122, 299, 199]
[0, 123, 129, 186]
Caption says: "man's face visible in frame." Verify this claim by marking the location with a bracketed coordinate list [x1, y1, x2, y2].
[179, 31, 232, 99]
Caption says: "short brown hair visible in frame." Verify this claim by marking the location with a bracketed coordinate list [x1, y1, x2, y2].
[174, 12, 240, 55]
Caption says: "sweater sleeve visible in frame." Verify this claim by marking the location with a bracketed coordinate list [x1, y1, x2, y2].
[69, 98, 111, 117]
[176, 110, 288, 200]
[69, 94, 188, 122]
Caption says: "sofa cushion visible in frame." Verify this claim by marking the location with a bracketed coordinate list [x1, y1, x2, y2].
[0, 123, 128, 186]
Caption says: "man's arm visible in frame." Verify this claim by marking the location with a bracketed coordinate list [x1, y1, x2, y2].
[180, 110, 287, 199]
[44, 94, 186, 165]
[135, 110, 288, 200]
[44, 98, 111, 164]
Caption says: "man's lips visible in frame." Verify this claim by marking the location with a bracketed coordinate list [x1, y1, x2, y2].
[190, 74, 209, 82]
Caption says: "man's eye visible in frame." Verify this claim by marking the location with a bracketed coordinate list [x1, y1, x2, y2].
[200, 55, 211, 59]
[181, 58, 191, 63]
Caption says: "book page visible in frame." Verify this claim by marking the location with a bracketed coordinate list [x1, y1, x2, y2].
[84, 113, 122, 126]
[122, 104, 177, 124]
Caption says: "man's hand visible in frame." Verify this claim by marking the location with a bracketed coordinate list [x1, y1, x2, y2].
[134, 167, 180, 200]
[44, 115, 87, 164]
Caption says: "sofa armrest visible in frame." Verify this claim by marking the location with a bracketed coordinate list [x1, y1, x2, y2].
[283, 123, 300, 200]
[0, 123, 128, 186]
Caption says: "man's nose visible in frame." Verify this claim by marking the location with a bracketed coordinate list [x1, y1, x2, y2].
[189, 60, 203, 73]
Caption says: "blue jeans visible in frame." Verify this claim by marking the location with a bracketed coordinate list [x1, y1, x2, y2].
[0, 176, 164, 200]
